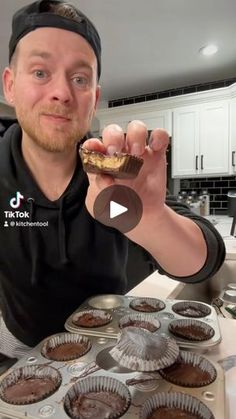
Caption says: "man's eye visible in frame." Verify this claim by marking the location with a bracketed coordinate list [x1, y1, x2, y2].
[73, 76, 88, 86]
[34, 70, 46, 79]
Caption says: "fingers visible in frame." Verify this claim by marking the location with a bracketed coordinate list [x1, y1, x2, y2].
[126, 120, 148, 156]
[102, 124, 124, 155]
[82, 138, 106, 154]
[149, 128, 169, 153]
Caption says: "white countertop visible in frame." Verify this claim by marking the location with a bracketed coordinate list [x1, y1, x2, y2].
[205, 215, 236, 260]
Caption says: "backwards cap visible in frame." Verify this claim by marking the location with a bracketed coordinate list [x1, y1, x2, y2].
[9, 0, 101, 78]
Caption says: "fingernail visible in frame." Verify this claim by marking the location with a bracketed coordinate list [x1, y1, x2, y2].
[131, 142, 142, 155]
[107, 145, 118, 155]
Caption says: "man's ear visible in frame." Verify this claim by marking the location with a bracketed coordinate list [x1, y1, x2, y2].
[2, 67, 15, 106]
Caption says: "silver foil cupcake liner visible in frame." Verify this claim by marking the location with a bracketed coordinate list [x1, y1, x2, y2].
[109, 326, 179, 371]
[130, 297, 165, 313]
[139, 392, 215, 419]
[159, 350, 217, 387]
[0, 365, 62, 405]
[41, 332, 92, 361]
[168, 319, 215, 341]
[64, 375, 131, 419]
[72, 309, 112, 328]
[119, 313, 160, 333]
[172, 301, 211, 318]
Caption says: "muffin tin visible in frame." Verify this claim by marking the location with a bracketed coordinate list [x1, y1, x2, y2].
[0, 332, 225, 419]
[65, 295, 221, 349]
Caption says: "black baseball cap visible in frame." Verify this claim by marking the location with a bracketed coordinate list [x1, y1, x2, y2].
[9, 0, 101, 79]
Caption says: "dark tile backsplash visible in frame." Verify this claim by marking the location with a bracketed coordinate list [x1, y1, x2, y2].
[179, 176, 236, 215]
[108, 77, 236, 108]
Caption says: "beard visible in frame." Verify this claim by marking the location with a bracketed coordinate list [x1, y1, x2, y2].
[15, 105, 91, 152]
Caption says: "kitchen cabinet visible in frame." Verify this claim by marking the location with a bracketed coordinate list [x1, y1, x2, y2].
[230, 97, 236, 174]
[172, 100, 229, 178]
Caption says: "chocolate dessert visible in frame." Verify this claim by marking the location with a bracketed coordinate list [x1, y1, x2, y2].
[69, 391, 127, 418]
[172, 301, 211, 318]
[79, 147, 143, 179]
[168, 319, 215, 341]
[148, 407, 203, 418]
[72, 310, 112, 328]
[120, 319, 158, 332]
[43, 341, 90, 361]
[130, 298, 165, 313]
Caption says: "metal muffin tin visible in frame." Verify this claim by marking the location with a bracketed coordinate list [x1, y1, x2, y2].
[0, 332, 225, 419]
[65, 294, 222, 349]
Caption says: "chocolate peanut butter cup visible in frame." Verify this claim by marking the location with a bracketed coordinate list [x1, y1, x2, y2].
[119, 313, 160, 333]
[172, 301, 211, 318]
[0, 365, 62, 405]
[64, 375, 131, 419]
[168, 319, 215, 341]
[41, 333, 91, 362]
[130, 297, 165, 313]
[140, 392, 215, 419]
[159, 350, 217, 387]
[72, 309, 112, 328]
[79, 147, 143, 179]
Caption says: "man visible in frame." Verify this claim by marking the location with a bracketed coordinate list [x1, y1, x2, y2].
[0, 0, 225, 360]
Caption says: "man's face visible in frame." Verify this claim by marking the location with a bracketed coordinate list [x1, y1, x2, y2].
[4, 27, 100, 152]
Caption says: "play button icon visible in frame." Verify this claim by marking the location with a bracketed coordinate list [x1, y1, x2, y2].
[93, 185, 143, 233]
[110, 201, 128, 219]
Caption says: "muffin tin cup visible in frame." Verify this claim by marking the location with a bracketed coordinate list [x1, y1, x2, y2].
[139, 392, 215, 419]
[72, 309, 112, 328]
[41, 332, 92, 362]
[172, 301, 211, 318]
[129, 297, 166, 313]
[158, 350, 217, 387]
[109, 326, 179, 371]
[64, 375, 131, 419]
[168, 319, 215, 342]
[119, 313, 161, 333]
[0, 365, 62, 405]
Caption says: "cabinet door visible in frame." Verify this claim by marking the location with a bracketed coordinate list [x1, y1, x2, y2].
[172, 106, 199, 177]
[230, 97, 236, 173]
[200, 101, 229, 175]
[140, 110, 172, 136]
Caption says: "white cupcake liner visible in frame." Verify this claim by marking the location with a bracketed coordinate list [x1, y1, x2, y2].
[119, 313, 160, 332]
[109, 326, 179, 371]
[172, 301, 211, 318]
[64, 375, 131, 419]
[41, 333, 91, 361]
[140, 392, 215, 419]
[72, 309, 112, 328]
[168, 319, 215, 341]
[159, 350, 217, 387]
[0, 365, 62, 405]
[130, 297, 165, 312]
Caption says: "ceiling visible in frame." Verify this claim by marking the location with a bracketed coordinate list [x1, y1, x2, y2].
[0, 0, 236, 104]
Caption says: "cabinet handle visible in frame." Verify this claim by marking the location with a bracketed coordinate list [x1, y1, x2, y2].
[232, 151, 236, 167]
[195, 155, 198, 170]
[201, 155, 204, 170]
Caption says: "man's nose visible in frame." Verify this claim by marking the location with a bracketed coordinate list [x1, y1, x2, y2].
[50, 74, 74, 104]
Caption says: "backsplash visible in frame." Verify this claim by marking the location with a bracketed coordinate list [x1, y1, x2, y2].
[179, 176, 236, 215]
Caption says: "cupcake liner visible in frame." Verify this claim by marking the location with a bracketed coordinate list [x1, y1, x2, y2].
[172, 301, 211, 318]
[119, 313, 160, 333]
[109, 326, 179, 371]
[0, 365, 62, 405]
[64, 375, 131, 419]
[130, 297, 165, 313]
[159, 350, 217, 387]
[41, 333, 92, 361]
[168, 319, 215, 341]
[72, 309, 112, 328]
[140, 392, 215, 419]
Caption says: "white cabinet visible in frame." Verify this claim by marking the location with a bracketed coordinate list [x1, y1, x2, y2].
[172, 100, 229, 178]
[230, 97, 236, 174]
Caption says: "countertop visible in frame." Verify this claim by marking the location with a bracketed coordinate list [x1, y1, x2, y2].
[205, 215, 236, 260]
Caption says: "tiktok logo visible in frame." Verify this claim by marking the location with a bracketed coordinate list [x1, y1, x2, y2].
[10, 191, 24, 209]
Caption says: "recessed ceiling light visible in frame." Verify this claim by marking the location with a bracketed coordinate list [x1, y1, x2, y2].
[199, 44, 218, 56]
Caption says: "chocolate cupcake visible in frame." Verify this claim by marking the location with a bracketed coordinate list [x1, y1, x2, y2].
[79, 147, 143, 179]
[140, 392, 215, 419]
[64, 375, 131, 419]
[172, 301, 211, 318]
[119, 313, 160, 332]
[109, 326, 179, 371]
[168, 319, 215, 341]
[72, 309, 112, 328]
[41, 333, 91, 361]
[130, 297, 165, 313]
[159, 350, 217, 387]
[0, 365, 61, 405]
